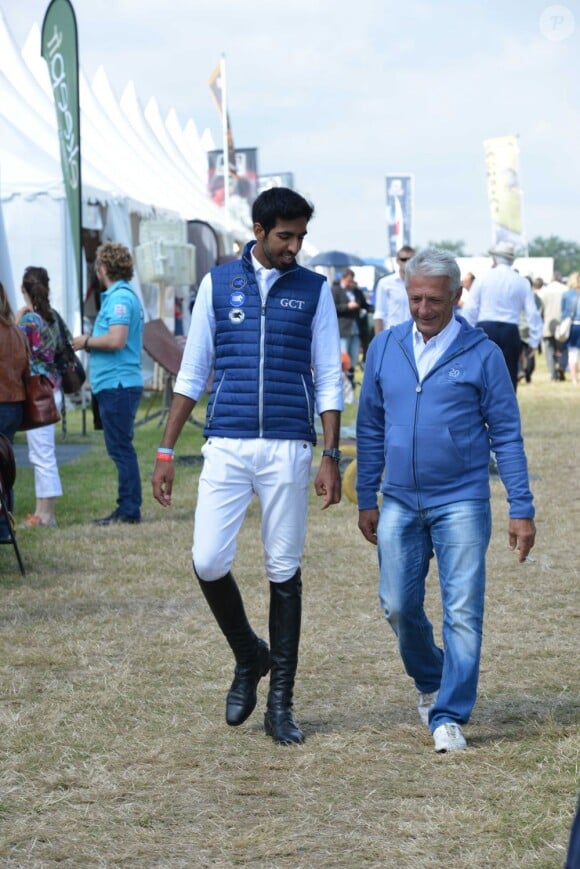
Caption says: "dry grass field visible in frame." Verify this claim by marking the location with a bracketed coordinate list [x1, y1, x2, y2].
[0, 364, 578, 867]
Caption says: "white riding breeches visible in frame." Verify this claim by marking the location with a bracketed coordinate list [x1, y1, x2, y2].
[192, 437, 313, 583]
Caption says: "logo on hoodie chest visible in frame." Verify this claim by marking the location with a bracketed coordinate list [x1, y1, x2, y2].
[446, 365, 463, 382]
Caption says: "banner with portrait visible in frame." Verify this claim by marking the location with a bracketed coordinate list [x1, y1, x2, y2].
[258, 172, 295, 193]
[385, 174, 413, 258]
[208, 147, 258, 230]
[483, 135, 525, 248]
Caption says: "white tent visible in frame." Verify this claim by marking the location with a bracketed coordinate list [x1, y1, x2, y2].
[0, 10, 251, 330]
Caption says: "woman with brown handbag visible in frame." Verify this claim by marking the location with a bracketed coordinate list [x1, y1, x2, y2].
[16, 267, 67, 528]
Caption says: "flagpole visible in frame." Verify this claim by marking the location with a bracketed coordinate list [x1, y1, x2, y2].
[220, 54, 230, 227]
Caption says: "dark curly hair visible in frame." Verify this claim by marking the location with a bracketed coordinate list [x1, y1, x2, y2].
[95, 242, 134, 282]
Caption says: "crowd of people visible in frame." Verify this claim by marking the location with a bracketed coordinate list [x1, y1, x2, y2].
[328, 241, 580, 389]
[0, 242, 145, 538]
[2, 198, 580, 762]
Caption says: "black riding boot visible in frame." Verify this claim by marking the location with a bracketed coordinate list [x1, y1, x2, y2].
[196, 568, 271, 726]
[264, 569, 305, 745]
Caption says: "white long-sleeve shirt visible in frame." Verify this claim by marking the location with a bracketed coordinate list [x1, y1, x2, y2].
[174, 251, 344, 414]
[462, 264, 543, 349]
[373, 272, 410, 329]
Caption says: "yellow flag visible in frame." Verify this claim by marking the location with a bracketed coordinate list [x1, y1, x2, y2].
[483, 135, 524, 244]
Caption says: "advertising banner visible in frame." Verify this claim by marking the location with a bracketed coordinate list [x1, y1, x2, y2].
[41, 0, 83, 317]
[208, 148, 258, 230]
[258, 172, 295, 193]
[483, 135, 525, 248]
[385, 174, 413, 257]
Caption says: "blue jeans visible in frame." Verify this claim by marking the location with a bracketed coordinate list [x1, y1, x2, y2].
[96, 387, 143, 519]
[377, 496, 492, 730]
[0, 402, 24, 537]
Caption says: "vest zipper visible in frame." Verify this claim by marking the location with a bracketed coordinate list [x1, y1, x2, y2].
[259, 302, 266, 436]
[301, 374, 313, 432]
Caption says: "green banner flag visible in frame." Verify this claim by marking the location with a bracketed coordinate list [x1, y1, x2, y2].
[41, 0, 83, 319]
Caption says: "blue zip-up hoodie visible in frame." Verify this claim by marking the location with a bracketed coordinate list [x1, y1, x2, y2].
[204, 241, 325, 442]
[356, 316, 534, 518]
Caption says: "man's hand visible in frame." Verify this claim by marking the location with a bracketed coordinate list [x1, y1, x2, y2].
[151, 394, 196, 507]
[508, 517, 536, 562]
[152, 460, 175, 507]
[358, 508, 379, 545]
[314, 460, 341, 509]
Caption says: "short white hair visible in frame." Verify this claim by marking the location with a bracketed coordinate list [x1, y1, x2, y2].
[405, 248, 461, 295]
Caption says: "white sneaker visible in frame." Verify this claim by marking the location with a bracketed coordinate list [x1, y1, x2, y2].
[433, 723, 467, 753]
[417, 691, 437, 727]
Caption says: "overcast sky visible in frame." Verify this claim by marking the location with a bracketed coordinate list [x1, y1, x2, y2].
[2, 0, 579, 259]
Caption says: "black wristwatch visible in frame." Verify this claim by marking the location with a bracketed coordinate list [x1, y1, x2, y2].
[322, 448, 342, 463]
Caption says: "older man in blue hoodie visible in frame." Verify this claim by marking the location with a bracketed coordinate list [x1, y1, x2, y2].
[356, 247, 536, 753]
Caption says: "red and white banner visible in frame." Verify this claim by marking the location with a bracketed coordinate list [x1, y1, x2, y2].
[385, 174, 413, 257]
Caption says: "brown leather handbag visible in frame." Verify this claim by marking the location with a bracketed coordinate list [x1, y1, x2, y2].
[18, 372, 61, 431]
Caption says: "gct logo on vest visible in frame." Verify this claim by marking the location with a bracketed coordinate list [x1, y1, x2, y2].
[280, 298, 306, 310]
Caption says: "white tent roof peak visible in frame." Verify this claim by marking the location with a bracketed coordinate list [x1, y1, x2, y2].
[201, 127, 217, 152]
[144, 96, 202, 189]
[167, 110, 208, 183]
[165, 106, 180, 127]
[92, 64, 119, 101]
[119, 82, 209, 215]
[144, 94, 161, 123]
[21, 23, 49, 89]
[184, 116, 202, 140]
[121, 79, 139, 104]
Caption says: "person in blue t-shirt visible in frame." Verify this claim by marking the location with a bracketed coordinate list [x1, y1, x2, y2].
[73, 242, 144, 525]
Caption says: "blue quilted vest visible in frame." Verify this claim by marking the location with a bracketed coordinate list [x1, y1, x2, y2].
[204, 242, 325, 442]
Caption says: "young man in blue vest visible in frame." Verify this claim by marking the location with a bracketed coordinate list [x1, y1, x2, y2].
[152, 188, 344, 745]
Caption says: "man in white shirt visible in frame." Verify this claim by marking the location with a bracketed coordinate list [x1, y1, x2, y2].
[539, 273, 569, 380]
[462, 241, 543, 390]
[373, 245, 415, 335]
